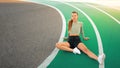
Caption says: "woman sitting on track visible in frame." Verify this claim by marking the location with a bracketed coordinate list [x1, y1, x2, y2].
[56, 11, 105, 64]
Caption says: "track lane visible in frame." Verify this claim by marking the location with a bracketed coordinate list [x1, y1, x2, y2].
[71, 2, 120, 68]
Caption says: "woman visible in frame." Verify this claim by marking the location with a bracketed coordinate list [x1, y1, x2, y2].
[56, 11, 105, 64]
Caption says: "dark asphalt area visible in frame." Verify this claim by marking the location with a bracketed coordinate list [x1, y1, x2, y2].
[0, 1, 62, 68]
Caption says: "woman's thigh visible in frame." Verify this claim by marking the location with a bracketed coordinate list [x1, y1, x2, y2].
[77, 43, 88, 52]
[56, 42, 70, 47]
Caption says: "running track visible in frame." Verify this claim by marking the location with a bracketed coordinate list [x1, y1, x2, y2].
[20, 0, 120, 68]
[27, 0, 120, 68]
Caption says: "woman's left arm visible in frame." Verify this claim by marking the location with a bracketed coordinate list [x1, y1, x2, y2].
[81, 23, 90, 40]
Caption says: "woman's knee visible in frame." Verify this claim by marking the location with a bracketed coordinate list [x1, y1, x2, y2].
[83, 48, 89, 53]
[55, 43, 60, 48]
[56, 42, 63, 48]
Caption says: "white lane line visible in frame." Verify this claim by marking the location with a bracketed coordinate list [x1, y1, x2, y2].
[60, 2, 105, 68]
[37, 3, 66, 68]
[86, 4, 120, 24]
[25, 0, 66, 68]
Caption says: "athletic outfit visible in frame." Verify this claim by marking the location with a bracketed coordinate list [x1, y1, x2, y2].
[68, 21, 83, 48]
[67, 21, 105, 64]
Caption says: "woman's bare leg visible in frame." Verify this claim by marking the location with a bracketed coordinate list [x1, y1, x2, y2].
[56, 42, 73, 52]
[77, 43, 98, 60]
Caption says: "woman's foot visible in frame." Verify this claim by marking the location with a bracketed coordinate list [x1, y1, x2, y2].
[98, 53, 105, 64]
[73, 47, 81, 54]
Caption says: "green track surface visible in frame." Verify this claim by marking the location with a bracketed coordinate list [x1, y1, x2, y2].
[29, 0, 120, 68]
[70, 2, 120, 68]
[87, 3, 120, 21]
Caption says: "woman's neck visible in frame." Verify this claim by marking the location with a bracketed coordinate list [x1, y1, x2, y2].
[73, 20, 78, 23]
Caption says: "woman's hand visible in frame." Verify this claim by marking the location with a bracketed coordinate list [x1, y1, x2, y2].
[83, 37, 90, 40]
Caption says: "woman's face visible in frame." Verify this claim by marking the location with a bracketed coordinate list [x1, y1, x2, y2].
[71, 13, 78, 22]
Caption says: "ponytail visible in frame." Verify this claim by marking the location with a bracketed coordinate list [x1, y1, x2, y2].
[68, 19, 73, 31]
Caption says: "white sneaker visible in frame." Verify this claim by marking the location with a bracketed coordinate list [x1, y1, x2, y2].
[98, 53, 105, 64]
[73, 47, 81, 54]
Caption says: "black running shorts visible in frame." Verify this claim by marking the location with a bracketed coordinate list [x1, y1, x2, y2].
[68, 36, 82, 48]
